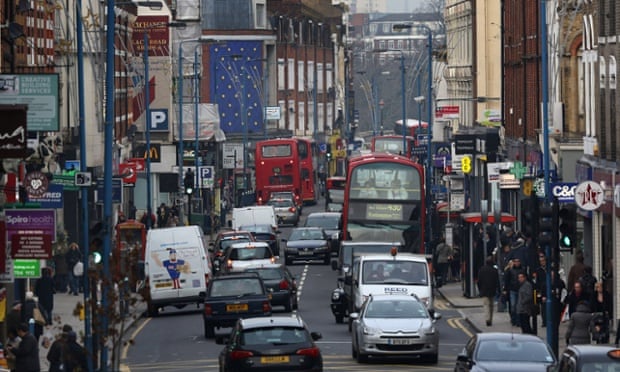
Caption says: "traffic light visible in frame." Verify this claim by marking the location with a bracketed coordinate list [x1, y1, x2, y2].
[521, 196, 539, 239]
[558, 204, 577, 250]
[538, 203, 555, 246]
[184, 169, 194, 195]
[326, 144, 332, 162]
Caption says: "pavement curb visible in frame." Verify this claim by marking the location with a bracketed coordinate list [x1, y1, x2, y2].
[436, 287, 483, 309]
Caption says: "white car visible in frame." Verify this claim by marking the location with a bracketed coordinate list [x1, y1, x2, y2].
[221, 242, 277, 274]
[351, 294, 441, 364]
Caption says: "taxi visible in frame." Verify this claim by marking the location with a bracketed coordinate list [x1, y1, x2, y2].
[554, 345, 620, 371]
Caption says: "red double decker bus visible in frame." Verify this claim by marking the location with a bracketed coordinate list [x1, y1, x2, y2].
[296, 138, 318, 205]
[342, 152, 426, 253]
[255, 138, 307, 206]
[370, 135, 416, 158]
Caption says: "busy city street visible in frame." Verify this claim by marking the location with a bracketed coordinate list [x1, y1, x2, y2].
[120, 201, 474, 371]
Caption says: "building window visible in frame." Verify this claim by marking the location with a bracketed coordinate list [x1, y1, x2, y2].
[379, 40, 385, 49]
[383, 23, 390, 33]
[370, 24, 377, 34]
[388, 40, 394, 49]
[397, 40, 403, 49]
[255, 2, 266, 28]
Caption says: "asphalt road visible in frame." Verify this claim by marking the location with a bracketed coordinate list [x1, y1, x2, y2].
[120, 200, 475, 371]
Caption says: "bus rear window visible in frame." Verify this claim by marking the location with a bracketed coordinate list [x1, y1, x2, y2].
[262, 145, 291, 157]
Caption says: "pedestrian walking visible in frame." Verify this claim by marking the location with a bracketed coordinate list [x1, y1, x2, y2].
[434, 236, 452, 287]
[591, 281, 612, 344]
[565, 302, 593, 345]
[157, 203, 170, 228]
[567, 250, 586, 293]
[503, 257, 526, 327]
[517, 272, 535, 334]
[6, 323, 41, 372]
[478, 256, 500, 326]
[22, 292, 44, 341]
[34, 268, 54, 325]
[46, 324, 72, 372]
[52, 250, 69, 293]
[564, 281, 591, 316]
[62, 331, 88, 371]
[66, 243, 82, 296]
[6, 301, 22, 341]
[534, 254, 548, 327]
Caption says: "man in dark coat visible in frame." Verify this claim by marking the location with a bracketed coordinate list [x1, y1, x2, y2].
[63, 331, 88, 371]
[7, 323, 41, 372]
[46, 324, 72, 372]
[504, 257, 526, 327]
[35, 268, 55, 325]
[66, 243, 82, 295]
[478, 256, 500, 326]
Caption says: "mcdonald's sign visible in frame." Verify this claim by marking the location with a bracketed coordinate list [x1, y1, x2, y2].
[133, 143, 161, 163]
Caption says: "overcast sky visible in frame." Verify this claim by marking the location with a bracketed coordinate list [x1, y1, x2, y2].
[386, 0, 425, 13]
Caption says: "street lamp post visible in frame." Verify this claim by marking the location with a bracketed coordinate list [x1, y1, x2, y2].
[177, 37, 217, 223]
[393, 23, 433, 248]
[193, 47, 201, 225]
[144, 33, 152, 230]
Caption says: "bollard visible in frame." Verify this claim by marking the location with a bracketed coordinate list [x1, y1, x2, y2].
[28, 318, 35, 335]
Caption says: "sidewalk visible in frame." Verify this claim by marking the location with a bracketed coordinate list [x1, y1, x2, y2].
[36, 291, 145, 371]
[437, 281, 568, 351]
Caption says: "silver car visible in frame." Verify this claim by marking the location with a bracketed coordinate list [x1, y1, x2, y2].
[351, 294, 441, 364]
[267, 198, 300, 226]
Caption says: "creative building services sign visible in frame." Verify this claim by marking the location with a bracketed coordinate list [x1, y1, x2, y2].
[0, 74, 60, 131]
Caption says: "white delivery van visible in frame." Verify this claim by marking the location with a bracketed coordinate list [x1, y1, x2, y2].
[231, 206, 277, 231]
[346, 251, 433, 313]
[144, 225, 212, 316]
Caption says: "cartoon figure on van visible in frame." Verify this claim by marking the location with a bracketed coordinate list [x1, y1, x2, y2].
[151, 248, 190, 289]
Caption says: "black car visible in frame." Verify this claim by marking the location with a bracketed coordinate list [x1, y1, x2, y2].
[304, 212, 342, 254]
[554, 345, 620, 371]
[203, 273, 272, 339]
[455, 332, 556, 371]
[217, 316, 323, 371]
[240, 224, 280, 256]
[283, 227, 331, 265]
[244, 263, 298, 312]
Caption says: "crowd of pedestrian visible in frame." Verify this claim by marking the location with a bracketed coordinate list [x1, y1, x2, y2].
[475, 223, 615, 346]
[139, 202, 181, 229]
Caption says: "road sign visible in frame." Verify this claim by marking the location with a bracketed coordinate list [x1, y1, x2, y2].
[200, 166, 214, 189]
[223, 143, 243, 169]
[13, 259, 41, 278]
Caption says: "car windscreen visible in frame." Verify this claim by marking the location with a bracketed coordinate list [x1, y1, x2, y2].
[241, 225, 272, 233]
[306, 216, 339, 229]
[289, 229, 324, 241]
[220, 238, 251, 250]
[241, 326, 309, 346]
[268, 200, 293, 208]
[209, 279, 264, 297]
[475, 340, 555, 363]
[247, 268, 282, 280]
[362, 260, 428, 285]
[365, 300, 427, 319]
[230, 247, 272, 260]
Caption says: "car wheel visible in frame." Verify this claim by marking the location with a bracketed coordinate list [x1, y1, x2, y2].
[348, 317, 352, 332]
[293, 295, 299, 310]
[424, 353, 438, 364]
[351, 344, 357, 358]
[147, 302, 158, 317]
[204, 322, 215, 339]
[285, 255, 292, 266]
[323, 255, 330, 265]
[335, 315, 344, 324]
[356, 349, 368, 363]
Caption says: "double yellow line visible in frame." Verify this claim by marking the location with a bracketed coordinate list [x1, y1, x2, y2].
[447, 317, 474, 338]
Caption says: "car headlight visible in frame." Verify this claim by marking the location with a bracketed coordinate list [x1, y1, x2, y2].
[424, 326, 436, 335]
[317, 245, 328, 251]
[362, 325, 380, 335]
[420, 297, 430, 307]
[332, 291, 340, 301]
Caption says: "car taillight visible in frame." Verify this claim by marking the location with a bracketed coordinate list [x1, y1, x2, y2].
[279, 279, 289, 290]
[230, 350, 253, 360]
[289, 207, 296, 213]
[270, 257, 276, 264]
[296, 347, 320, 358]
[205, 274, 209, 287]
[204, 304, 212, 316]
[227, 260, 233, 269]
[262, 301, 271, 313]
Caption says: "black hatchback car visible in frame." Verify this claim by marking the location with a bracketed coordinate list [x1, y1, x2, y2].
[244, 263, 298, 312]
[203, 273, 272, 339]
[217, 316, 323, 371]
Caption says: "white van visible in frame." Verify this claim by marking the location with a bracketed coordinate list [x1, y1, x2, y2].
[144, 225, 212, 316]
[231, 206, 277, 231]
[347, 251, 433, 313]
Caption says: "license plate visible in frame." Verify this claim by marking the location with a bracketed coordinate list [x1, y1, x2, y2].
[226, 303, 248, 312]
[388, 338, 412, 345]
[260, 355, 290, 364]
[298, 250, 313, 255]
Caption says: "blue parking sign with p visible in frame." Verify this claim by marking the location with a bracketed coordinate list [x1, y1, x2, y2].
[151, 109, 169, 132]
[200, 166, 214, 189]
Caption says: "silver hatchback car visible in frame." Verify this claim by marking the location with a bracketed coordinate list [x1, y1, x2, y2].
[268, 198, 300, 226]
[351, 294, 441, 364]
